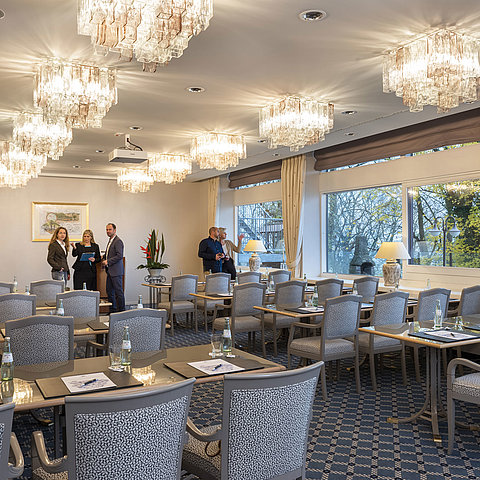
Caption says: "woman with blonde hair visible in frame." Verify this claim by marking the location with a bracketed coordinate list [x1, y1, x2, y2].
[218, 227, 244, 280]
[47, 226, 70, 285]
[71, 229, 101, 290]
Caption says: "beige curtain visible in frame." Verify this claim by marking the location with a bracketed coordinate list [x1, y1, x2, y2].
[281, 154, 306, 278]
[207, 176, 220, 229]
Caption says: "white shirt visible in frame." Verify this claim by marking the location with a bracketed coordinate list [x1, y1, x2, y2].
[56, 239, 66, 255]
[105, 234, 116, 258]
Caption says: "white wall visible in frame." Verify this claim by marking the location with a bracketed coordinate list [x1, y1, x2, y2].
[0, 176, 207, 303]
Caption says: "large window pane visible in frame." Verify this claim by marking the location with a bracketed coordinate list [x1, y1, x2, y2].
[409, 180, 480, 268]
[326, 185, 402, 275]
[237, 201, 284, 267]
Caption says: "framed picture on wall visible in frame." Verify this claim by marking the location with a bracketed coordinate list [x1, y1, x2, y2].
[32, 202, 89, 242]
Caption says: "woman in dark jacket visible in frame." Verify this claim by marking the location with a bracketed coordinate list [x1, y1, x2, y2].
[71, 229, 101, 290]
[47, 227, 70, 285]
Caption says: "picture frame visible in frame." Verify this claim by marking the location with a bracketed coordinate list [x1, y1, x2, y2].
[32, 202, 89, 242]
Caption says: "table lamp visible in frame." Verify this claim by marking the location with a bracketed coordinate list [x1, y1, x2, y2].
[374, 241, 411, 287]
[243, 239, 267, 272]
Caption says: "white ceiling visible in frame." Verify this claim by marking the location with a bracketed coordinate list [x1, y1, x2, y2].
[1, 0, 480, 182]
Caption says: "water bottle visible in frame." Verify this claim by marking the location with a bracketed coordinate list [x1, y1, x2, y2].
[269, 278, 275, 292]
[57, 299, 65, 316]
[222, 318, 233, 356]
[82, 282, 87, 290]
[1, 337, 14, 381]
[426, 278, 431, 290]
[352, 284, 358, 295]
[12, 276, 17, 293]
[312, 286, 319, 307]
[303, 273, 307, 281]
[121, 326, 132, 366]
[137, 295, 143, 309]
[25, 286, 30, 295]
[434, 299, 443, 329]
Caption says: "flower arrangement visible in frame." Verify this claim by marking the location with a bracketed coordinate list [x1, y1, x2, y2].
[137, 229, 169, 270]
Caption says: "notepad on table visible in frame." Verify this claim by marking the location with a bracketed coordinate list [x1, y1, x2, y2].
[187, 359, 244, 375]
[61, 372, 116, 394]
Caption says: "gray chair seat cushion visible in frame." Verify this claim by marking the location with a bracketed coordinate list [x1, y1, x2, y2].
[452, 372, 480, 397]
[263, 313, 297, 328]
[290, 337, 354, 357]
[358, 332, 401, 349]
[33, 467, 68, 479]
[213, 316, 261, 332]
[182, 425, 221, 480]
[197, 299, 225, 311]
[157, 301, 194, 312]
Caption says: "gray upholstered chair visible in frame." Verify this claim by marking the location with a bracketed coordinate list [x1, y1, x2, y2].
[213, 282, 266, 351]
[56, 290, 100, 318]
[6, 315, 74, 366]
[0, 403, 24, 480]
[197, 273, 231, 332]
[182, 363, 322, 480]
[32, 379, 195, 480]
[447, 358, 480, 454]
[237, 271, 261, 284]
[261, 280, 306, 356]
[0, 294, 36, 322]
[457, 285, 480, 316]
[316, 278, 344, 305]
[353, 276, 379, 299]
[288, 295, 362, 398]
[0, 282, 15, 294]
[30, 280, 65, 307]
[358, 291, 409, 391]
[267, 269, 291, 287]
[157, 274, 198, 335]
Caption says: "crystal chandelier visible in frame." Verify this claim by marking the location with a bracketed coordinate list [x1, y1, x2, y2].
[383, 28, 480, 113]
[77, 0, 213, 72]
[34, 59, 117, 128]
[117, 167, 154, 193]
[13, 110, 73, 160]
[0, 163, 30, 189]
[148, 153, 192, 184]
[191, 132, 246, 170]
[259, 95, 334, 152]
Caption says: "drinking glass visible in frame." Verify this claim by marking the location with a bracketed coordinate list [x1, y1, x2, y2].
[109, 345, 123, 371]
[210, 333, 223, 358]
[24, 286, 30, 295]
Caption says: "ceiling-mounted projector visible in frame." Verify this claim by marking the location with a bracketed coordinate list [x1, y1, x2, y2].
[108, 133, 148, 163]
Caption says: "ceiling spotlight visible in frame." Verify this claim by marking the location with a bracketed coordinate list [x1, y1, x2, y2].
[298, 10, 327, 22]
[84, 158, 91, 162]
[341, 110, 357, 115]
[73, 165, 80, 169]
[129, 125, 143, 131]
[272, 153, 279, 157]
[95, 149, 104, 153]
[345, 132, 355, 136]
[114, 132, 124, 136]
[258, 139, 267, 143]
[186, 86, 205, 93]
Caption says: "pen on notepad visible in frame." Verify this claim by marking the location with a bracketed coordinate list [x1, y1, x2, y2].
[212, 364, 223, 371]
[82, 378, 97, 387]
[450, 333, 456, 338]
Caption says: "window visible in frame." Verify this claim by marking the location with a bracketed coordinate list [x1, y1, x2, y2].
[409, 180, 480, 268]
[235, 179, 280, 190]
[326, 185, 402, 276]
[237, 201, 284, 267]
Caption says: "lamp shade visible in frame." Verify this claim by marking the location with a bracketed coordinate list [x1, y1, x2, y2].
[374, 242, 411, 261]
[244, 239, 267, 253]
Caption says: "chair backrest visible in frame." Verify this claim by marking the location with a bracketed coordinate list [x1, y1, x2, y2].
[0, 294, 36, 322]
[205, 273, 230, 294]
[458, 285, 480, 316]
[108, 308, 167, 352]
[232, 283, 266, 317]
[268, 269, 291, 286]
[323, 295, 362, 340]
[171, 275, 198, 302]
[416, 288, 451, 322]
[57, 290, 100, 318]
[237, 271, 261, 284]
[353, 276, 379, 298]
[0, 282, 14, 294]
[220, 363, 321, 480]
[0, 403, 15, 480]
[30, 280, 64, 306]
[6, 315, 74, 366]
[275, 280, 305, 309]
[315, 278, 344, 305]
[370, 291, 409, 327]
[65, 379, 195, 480]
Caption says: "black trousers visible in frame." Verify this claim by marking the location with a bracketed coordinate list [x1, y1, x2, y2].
[222, 257, 237, 280]
[106, 274, 125, 312]
[73, 272, 97, 291]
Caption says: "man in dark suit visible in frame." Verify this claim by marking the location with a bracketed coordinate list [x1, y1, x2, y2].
[102, 223, 125, 312]
[198, 226, 224, 275]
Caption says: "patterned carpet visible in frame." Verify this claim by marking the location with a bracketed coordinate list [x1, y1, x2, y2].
[12, 316, 480, 479]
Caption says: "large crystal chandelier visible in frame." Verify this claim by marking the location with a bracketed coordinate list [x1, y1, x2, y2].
[191, 132, 246, 170]
[383, 28, 480, 113]
[117, 167, 154, 193]
[259, 95, 334, 152]
[34, 59, 117, 128]
[0, 163, 30, 189]
[13, 110, 73, 160]
[148, 153, 192, 184]
[77, 0, 214, 72]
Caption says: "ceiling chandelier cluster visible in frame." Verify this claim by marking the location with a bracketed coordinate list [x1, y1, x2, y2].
[77, 0, 214, 72]
[191, 132, 246, 170]
[259, 95, 334, 152]
[148, 153, 192, 184]
[117, 167, 154, 193]
[383, 28, 480, 113]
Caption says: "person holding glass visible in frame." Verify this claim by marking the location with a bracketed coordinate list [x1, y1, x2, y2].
[71, 229, 101, 290]
[47, 226, 70, 285]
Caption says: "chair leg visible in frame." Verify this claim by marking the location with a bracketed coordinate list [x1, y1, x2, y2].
[170, 311, 175, 336]
[273, 326, 278, 356]
[354, 355, 361, 394]
[194, 308, 198, 333]
[442, 350, 448, 375]
[448, 392, 455, 454]
[414, 346, 421, 383]
[252, 332, 256, 352]
[204, 309, 209, 333]
[262, 327, 266, 358]
[320, 363, 328, 400]
[287, 352, 291, 369]
[401, 347, 408, 386]
[369, 353, 377, 392]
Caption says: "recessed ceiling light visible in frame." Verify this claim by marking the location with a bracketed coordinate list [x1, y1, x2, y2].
[73, 165, 80, 169]
[129, 125, 143, 131]
[84, 158, 91, 162]
[345, 132, 355, 136]
[0, 10, 5, 19]
[95, 149, 104, 153]
[298, 10, 327, 22]
[341, 110, 357, 115]
[272, 153, 279, 157]
[258, 139, 267, 143]
[114, 132, 124, 136]
[186, 86, 205, 93]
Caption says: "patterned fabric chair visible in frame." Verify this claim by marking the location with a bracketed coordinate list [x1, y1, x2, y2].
[358, 291, 409, 391]
[0, 294, 36, 322]
[288, 295, 362, 398]
[56, 290, 100, 318]
[32, 379, 195, 480]
[261, 280, 306, 356]
[182, 363, 322, 480]
[197, 273, 231, 332]
[30, 280, 65, 307]
[447, 358, 480, 454]
[456, 285, 480, 357]
[353, 276, 379, 300]
[6, 315, 74, 366]
[213, 283, 266, 351]
[0, 282, 14, 294]
[0, 403, 24, 480]
[237, 271, 261, 284]
[316, 278, 344, 305]
[267, 269, 291, 287]
[157, 275, 198, 335]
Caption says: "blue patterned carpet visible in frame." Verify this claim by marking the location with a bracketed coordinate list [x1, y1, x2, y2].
[12, 317, 480, 479]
